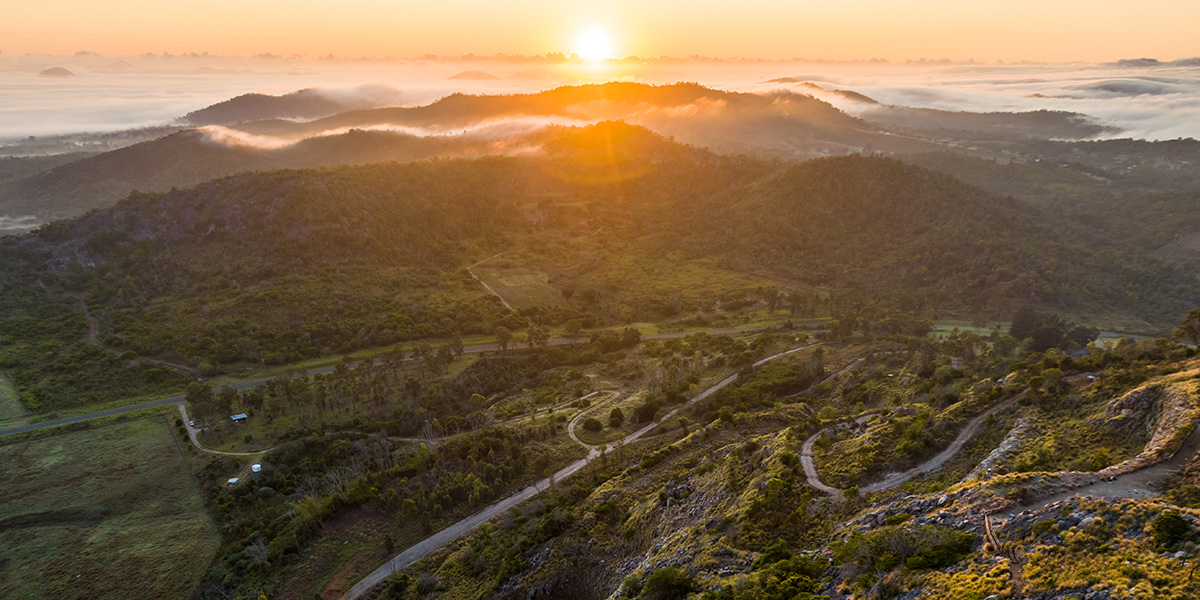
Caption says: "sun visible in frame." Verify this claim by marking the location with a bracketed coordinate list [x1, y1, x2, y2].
[574, 29, 614, 62]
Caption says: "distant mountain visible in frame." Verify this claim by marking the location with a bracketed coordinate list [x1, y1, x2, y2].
[38, 67, 75, 78]
[1, 83, 945, 223]
[0, 153, 94, 184]
[857, 106, 1117, 141]
[0, 128, 505, 223]
[181, 87, 398, 126]
[448, 70, 500, 80]
[796, 81, 880, 104]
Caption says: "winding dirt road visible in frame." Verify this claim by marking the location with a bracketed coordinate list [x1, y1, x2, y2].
[801, 396, 1017, 495]
[339, 343, 815, 600]
[1004, 418, 1200, 514]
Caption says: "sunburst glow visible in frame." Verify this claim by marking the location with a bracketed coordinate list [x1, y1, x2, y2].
[574, 29, 614, 62]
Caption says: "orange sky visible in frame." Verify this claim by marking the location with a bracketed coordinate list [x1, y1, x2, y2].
[3, 0, 1198, 62]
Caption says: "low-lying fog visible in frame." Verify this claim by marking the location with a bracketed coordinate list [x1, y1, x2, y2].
[1, 54, 1198, 151]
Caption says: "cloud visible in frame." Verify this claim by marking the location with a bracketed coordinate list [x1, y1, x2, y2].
[197, 115, 598, 150]
[2, 55, 1199, 151]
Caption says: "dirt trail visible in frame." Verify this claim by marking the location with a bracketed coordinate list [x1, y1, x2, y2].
[1004, 418, 1200, 515]
[802, 397, 1017, 495]
[567, 391, 625, 459]
[62, 286, 202, 377]
[466, 251, 516, 312]
[176, 401, 274, 456]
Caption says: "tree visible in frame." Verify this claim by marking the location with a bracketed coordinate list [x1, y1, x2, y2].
[608, 407, 625, 428]
[526, 324, 549, 351]
[186, 381, 215, 425]
[1176, 308, 1200, 348]
[634, 399, 658, 424]
[621, 327, 642, 348]
[678, 416, 690, 435]
[564, 319, 583, 340]
[1009, 305, 1040, 340]
[413, 342, 432, 375]
[216, 386, 239, 417]
[583, 417, 603, 432]
[495, 326, 512, 353]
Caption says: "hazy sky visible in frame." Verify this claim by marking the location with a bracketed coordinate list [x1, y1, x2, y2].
[4, 0, 1199, 62]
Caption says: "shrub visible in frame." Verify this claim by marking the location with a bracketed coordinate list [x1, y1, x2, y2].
[753, 539, 792, 567]
[416, 571, 439, 595]
[583, 418, 603, 432]
[1152, 511, 1189, 548]
[634, 400, 659, 424]
[609, 407, 625, 427]
[1032, 519, 1058, 537]
[718, 406, 735, 422]
[835, 524, 974, 573]
[380, 575, 409, 599]
[642, 567, 694, 600]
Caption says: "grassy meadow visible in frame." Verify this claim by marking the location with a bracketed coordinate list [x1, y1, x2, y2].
[0, 417, 218, 599]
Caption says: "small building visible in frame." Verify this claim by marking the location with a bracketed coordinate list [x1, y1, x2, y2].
[251, 464, 262, 473]
[230, 413, 248, 424]
[227, 477, 240, 486]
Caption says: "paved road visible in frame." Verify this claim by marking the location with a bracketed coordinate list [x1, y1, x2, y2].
[339, 343, 815, 600]
[0, 326, 779, 438]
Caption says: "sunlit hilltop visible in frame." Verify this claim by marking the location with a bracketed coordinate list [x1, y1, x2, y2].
[4, 2, 1200, 600]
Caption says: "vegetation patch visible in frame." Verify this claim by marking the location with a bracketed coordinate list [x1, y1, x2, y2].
[0, 418, 218, 599]
[0, 371, 29, 429]
[471, 264, 564, 310]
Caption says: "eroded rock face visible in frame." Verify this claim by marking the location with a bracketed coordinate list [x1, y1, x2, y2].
[1104, 385, 1163, 434]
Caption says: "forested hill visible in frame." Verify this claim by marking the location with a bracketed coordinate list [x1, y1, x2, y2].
[0, 82, 936, 224]
[3, 123, 1197, 408]
[21, 123, 1198, 331]
[680, 156, 1197, 323]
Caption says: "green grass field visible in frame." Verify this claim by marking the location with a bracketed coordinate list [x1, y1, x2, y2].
[0, 372, 29, 430]
[0, 418, 219, 599]
[472, 265, 563, 310]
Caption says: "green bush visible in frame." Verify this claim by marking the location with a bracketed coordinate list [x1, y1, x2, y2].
[1152, 511, 1189, 548]
[609, 407, 625, 427]
[641, 567, 693, 600]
